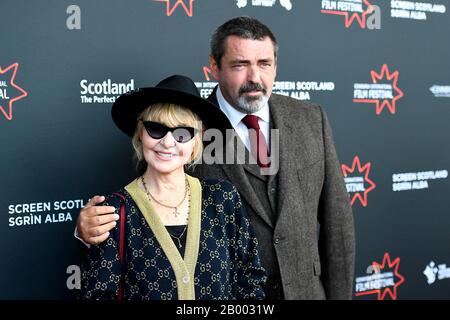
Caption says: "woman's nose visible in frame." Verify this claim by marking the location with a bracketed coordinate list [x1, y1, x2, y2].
[159, 132, 177, 147]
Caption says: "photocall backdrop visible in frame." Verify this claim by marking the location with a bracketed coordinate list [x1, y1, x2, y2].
[1, 0, 449, 299]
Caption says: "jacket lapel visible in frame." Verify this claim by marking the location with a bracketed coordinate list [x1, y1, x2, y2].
[220, 162, 274, 228]
[269, 95, 316, 225]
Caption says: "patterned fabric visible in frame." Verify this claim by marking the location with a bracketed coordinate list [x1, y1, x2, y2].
[80, 178, 266, 300]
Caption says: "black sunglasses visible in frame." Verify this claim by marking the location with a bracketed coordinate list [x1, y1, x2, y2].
[141, 121, 198, 143]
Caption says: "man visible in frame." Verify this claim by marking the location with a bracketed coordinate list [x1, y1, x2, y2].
[77, 17, 355, 300]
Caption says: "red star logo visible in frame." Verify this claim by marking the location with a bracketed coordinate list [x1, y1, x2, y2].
[321, 0, 374, 28]
[353, 64, 404, 115]
[153, 0, 194, 17]
[203, 66, 212, 81]
[355, 252, 405, 300]
[341, 156, 376, 207]
[0, 63, 28, 121]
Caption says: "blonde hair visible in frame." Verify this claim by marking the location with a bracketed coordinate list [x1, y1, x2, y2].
[132, 103, 203, 173]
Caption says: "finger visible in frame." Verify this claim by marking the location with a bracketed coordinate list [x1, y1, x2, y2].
[87, 232, 110, 245]
[94, 206, 117, 215]
[96, 221, 117, 236]
[83, 213, 119, 229]
[82, 205, 116, 217]
[85, 218, 118, 237]
[84, 196, 106, 208]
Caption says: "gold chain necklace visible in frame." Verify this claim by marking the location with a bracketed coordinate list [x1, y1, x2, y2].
[141, 175, 189, 218]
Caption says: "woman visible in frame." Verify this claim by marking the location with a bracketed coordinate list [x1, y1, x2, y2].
[80, 75, 266, 300]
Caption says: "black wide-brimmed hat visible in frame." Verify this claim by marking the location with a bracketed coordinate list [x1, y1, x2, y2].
[112, 75, 231, 137]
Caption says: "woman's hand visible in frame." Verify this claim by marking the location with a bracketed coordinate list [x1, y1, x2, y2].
[76, 196, 119, 245]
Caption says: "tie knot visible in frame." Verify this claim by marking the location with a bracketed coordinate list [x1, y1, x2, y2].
[242, 115, 260, 130]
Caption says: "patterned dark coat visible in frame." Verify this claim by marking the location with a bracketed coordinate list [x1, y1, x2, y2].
[80, 177, 266, 300]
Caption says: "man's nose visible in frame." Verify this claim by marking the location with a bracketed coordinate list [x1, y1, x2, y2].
[247, 65, 261, 84]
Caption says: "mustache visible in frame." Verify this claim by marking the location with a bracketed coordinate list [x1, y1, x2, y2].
[239, 82, 267, 95]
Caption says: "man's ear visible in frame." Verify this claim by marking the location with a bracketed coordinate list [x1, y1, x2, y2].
[208, 55, 219, 80]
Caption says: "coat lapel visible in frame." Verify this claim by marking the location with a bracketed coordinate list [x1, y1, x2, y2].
[269, 95, 314, 224]
[220, 162, 274, 228]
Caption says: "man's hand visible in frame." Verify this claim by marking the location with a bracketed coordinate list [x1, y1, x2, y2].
[77, 196, 119, 245]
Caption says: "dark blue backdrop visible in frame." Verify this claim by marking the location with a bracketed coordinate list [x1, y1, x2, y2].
[1, 0, 449, 299]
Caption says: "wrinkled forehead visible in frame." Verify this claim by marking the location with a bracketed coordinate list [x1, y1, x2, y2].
[223, 36, 276, 60]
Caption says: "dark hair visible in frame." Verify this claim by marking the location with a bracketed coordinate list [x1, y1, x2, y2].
[210, 16, 278, 69]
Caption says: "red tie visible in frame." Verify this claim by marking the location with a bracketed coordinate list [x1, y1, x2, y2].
[242, 115, 270, 168]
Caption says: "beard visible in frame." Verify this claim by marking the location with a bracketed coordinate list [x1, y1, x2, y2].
[234, 82, 269, 114]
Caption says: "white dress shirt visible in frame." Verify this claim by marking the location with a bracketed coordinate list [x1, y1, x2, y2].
[216, 86, 270, 151]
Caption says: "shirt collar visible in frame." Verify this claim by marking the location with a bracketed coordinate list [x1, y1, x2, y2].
[216, 86, 270, 126]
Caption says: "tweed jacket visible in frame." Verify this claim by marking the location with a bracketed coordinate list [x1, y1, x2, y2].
[189, 89, 355, 300]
